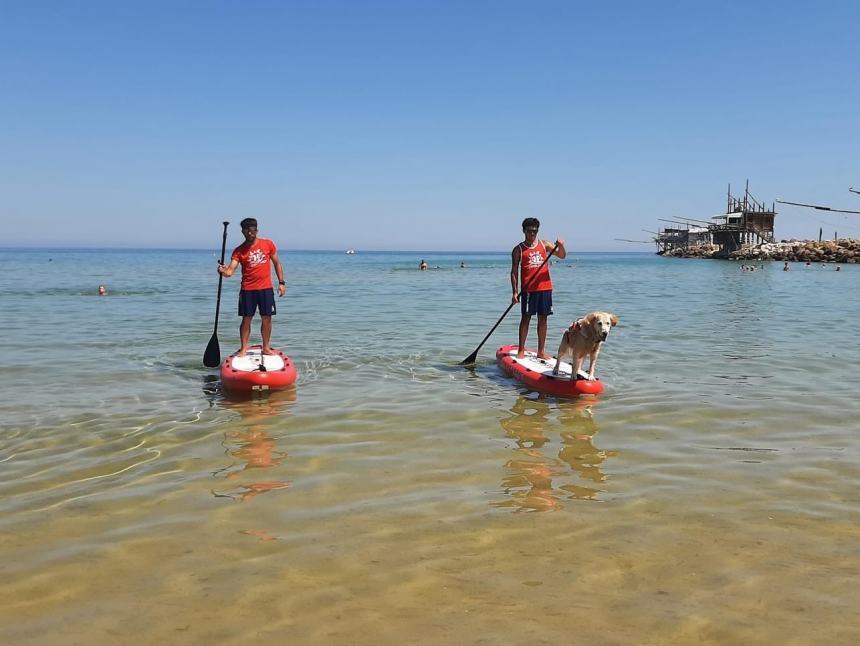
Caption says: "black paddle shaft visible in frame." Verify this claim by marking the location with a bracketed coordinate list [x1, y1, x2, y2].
[460, 242, 559, 365]
[212, 221, 229, 334]
[203, 221, 229, 367]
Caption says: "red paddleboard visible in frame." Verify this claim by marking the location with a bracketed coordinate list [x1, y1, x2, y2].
[496, 345, 604, 397]
[220, 346, 297, 393]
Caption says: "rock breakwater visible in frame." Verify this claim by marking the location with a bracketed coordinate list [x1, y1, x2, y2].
[660, 239, 859, 263]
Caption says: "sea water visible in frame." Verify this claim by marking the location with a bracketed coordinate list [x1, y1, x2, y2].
[1, 248, 858, 644]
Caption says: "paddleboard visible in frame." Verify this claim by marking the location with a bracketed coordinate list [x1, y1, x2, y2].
[220, 345, 298, 392]
[496, 345, 604, 397]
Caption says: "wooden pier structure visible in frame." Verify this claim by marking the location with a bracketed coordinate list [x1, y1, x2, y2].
[655, 182, 776, 256]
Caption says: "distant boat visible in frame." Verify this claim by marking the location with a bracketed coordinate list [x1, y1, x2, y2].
[346, 249, 355, 254]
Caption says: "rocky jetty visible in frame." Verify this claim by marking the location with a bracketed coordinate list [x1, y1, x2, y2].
[660, 239, 859, 263]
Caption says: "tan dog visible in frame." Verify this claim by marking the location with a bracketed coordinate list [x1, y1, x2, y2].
[552, 311, 619, 381]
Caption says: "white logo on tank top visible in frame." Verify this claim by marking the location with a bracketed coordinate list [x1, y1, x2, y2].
[527, 252, 544, 269]
[248, 249, 267, 267]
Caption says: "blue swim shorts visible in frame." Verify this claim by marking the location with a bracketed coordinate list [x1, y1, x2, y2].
[238, 288, 276, 317]
[521, 290, 553, 317]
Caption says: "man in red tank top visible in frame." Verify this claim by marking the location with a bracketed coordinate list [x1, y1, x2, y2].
[217, 218, 287, 357]
[511, 217, 567, 359]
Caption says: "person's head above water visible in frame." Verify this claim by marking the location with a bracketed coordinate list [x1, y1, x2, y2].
[522, 217, 540, 232]
[522, 217, 540, 244]
[240, 218, 258, 244]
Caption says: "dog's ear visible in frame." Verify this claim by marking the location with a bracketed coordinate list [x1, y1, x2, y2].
[609, 314, 619, 327]
[581, 312, 595, 326]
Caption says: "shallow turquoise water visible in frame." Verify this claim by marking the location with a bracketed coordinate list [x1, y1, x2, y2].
[1, 248, 858, 643]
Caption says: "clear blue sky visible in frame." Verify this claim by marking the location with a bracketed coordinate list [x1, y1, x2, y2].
[2, 1, 858, 251]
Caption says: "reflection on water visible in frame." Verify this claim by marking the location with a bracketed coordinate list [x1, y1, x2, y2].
[211, 389, 296, 502]
[494, 396, 616, 512]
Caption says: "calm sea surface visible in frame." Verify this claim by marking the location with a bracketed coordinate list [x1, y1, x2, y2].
[1, 248, 858, 644]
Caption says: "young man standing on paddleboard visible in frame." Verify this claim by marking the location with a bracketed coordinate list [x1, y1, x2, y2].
[217, 218, 287, 357]
[511, 217, 566, 360]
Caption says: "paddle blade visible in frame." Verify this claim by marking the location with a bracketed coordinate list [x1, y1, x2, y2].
[203, 333, 221, 368]
[459, 351, 478, 366]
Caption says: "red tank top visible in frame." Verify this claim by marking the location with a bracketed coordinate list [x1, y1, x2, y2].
[520, 240, 553, 292]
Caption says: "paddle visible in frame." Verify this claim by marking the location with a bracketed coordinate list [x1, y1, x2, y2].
[459, 242, 559, 365]
[203, 221, 230, 368]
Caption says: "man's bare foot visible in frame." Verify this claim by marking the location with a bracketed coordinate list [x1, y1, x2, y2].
[538, 352, 553, 361]
[516, 350, 526, 359]
[261, 347, 276, 355]
[236, 348, 248, 357]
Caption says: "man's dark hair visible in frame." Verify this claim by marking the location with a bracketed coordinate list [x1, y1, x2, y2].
[240, 218, 258, 230]
[522, 217, 540, 230]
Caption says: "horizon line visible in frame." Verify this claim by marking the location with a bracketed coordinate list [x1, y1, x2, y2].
[1, 245, 653, 254]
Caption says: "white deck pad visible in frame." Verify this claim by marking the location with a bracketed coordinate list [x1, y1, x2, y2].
[228, 348, 286, 372]
[498, 348, 590, 381]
